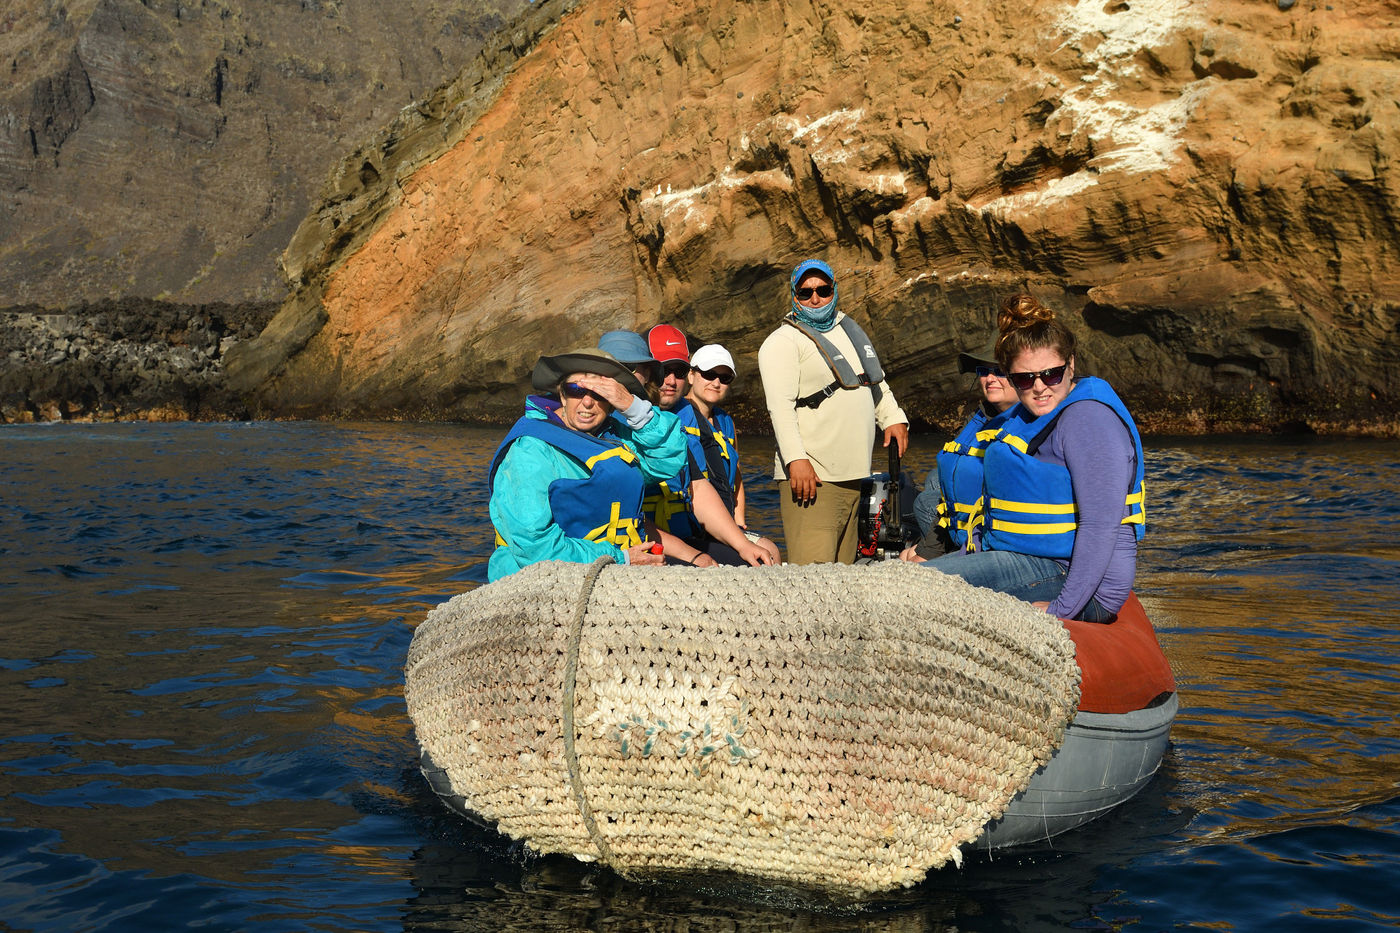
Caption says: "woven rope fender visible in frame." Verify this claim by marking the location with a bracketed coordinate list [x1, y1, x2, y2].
[404, 558, 1081, 895]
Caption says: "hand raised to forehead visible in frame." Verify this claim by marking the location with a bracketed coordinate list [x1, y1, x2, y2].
[569, 373, 635, 410]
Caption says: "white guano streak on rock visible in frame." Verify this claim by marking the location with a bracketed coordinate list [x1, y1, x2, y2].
[643, 169, 745, 231]
[640, 110, 861, 236]
[971, 0, 1207, 219]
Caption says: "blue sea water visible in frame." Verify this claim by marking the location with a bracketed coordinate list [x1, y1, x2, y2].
[0, 421, 1397, 931]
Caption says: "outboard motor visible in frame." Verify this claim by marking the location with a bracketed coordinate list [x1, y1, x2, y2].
[857, 445, 921, 562]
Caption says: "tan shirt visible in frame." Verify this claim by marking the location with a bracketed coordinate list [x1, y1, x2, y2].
[757, 313, 909, 482]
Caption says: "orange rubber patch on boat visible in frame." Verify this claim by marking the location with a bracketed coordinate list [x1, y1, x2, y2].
[1064, 593, 1176, 714]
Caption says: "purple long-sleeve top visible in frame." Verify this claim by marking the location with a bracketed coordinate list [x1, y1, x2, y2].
[1035, 400, 1139, 618]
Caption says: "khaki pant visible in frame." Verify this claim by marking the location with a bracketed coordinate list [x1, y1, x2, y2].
[777, 478, 864, 565]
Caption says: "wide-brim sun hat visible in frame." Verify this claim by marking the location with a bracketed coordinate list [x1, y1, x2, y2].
[532, 348, 646, 398]
[690, 344, 736, 375]
[958, 338, 1000, 375]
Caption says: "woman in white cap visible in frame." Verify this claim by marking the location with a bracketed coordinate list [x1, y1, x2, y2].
[485, 347, 688, 582]
[675, 344, 782, 565]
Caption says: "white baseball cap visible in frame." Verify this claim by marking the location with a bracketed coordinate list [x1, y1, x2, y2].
[689, 344, 735, 374]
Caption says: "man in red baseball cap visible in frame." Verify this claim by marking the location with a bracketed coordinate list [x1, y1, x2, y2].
[647, 324, 691, 411]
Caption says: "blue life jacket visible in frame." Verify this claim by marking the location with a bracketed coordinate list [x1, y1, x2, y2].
[488, 409, 646, 549]
[676, 401, 739, 512]
[642, 474, 700, 539]
[934, 405, 1012, 550]
[980, 377, 1146, 559]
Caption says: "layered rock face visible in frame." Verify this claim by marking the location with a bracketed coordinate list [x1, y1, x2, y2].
[0, 0, 529, 308]
[231, 0, 1400, 434]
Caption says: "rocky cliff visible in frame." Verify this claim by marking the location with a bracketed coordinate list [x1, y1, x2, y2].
[1, 0, 529, 308]
[234, 0, 1400, 433]
[0, 0, 530, 420]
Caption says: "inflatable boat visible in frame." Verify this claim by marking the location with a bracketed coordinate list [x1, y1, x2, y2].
[974, 592, 1176, 849]
[405, 560, 1175, 895]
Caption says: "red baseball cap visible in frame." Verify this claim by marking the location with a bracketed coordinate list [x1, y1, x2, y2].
[647, 324, 690, 363]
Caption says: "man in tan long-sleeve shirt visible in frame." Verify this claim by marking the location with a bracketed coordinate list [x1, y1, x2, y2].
[757, 259, 909, 564]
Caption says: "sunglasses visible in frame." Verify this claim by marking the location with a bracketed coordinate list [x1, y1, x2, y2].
[562, 382, 606, 401]
[974, 364, 1005, 379]
[692, 367, 735, 385]
[660, 361, 690, 380]
[794, 284, 833, 301]
[1006, 364, 1068, 391]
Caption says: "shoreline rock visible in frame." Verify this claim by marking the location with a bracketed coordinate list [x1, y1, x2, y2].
[0, 299, 277, 424]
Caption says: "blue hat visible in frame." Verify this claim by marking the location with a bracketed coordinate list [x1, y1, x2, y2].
[597, 330, 657, 367]
[790, 258, 835, 292]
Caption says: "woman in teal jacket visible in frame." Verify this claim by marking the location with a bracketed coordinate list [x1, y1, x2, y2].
[487, 347, 689, 582]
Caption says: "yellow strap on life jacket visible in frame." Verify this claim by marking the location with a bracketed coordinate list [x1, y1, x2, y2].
[1124, 482, 1147, 525]
[712, 430, 733, 461]
[997, 433, 1031, 454]
[645, 480, 689, 526]
[586, 501, 643, 547]
[962, 498, 987, 552]
[991, 519, 1079, 535]
[989, 497, 1078, 516]
[585, 446, 637, 470]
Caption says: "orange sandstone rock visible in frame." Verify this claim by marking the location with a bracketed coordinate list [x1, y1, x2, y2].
[229, 0, 1400, 434]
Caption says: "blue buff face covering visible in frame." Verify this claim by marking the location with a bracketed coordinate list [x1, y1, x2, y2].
[789, 259, 838, 332]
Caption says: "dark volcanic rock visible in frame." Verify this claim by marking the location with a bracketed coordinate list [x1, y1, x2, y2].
[0, 299, 276, 422]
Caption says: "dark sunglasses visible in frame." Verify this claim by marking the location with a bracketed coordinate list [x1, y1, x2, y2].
[974, 364, 1004, 379]
[1006, 364, 1068, 391]
[632, 363, 657, 384]
[562, 382, 606, 401]
[692, 367, 735, 385]
[660, 361, 690, 380]
[794, 284, 833, 301]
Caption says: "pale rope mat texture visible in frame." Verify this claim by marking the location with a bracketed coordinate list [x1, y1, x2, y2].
[404, 558, 1081, 894]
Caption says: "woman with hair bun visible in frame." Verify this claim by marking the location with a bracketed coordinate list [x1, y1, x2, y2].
[921, 294, 1146, 621]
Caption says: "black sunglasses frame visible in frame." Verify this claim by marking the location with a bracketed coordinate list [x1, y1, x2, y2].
[692, 367, 735, 385]
[562, 382, 608, 402]
[659, 361, 690, 380]
[1006, 364, 1068, 391]
[974, 364, 1005, 379]
[794, 285, 834, 301]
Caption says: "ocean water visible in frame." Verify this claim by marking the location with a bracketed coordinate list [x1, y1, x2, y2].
[0, 421, 1396, 932]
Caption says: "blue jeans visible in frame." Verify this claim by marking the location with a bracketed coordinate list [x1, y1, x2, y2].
[920, 549, 1115, 622]
[912, 467, 940, 538]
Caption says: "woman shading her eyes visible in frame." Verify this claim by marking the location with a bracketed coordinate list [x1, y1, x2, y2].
[485, 348, 689, 582]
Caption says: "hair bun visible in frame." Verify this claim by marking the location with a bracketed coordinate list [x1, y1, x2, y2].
[998, 293, 1054, 334]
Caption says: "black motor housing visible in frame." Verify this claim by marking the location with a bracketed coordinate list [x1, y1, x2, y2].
[857, 444, 921, 561]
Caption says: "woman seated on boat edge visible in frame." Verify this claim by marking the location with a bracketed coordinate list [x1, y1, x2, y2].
[919, 294, 1147, 622]
[485, 346, 690, 582]
[672, 343, 782, 566]
[903, 336, 1018, 560]
[620, 327, 780, 567]
[594, 329, 720, 567]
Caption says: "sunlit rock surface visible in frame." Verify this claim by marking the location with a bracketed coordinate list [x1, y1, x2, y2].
[231, 0, 1400, 432]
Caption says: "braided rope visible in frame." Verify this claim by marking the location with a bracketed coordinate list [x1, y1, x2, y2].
[404, 560, 1081, 894]
[560, 557, 621, 875]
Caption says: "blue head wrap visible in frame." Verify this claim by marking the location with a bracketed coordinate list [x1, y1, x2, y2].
[789, 259, 838, 332]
